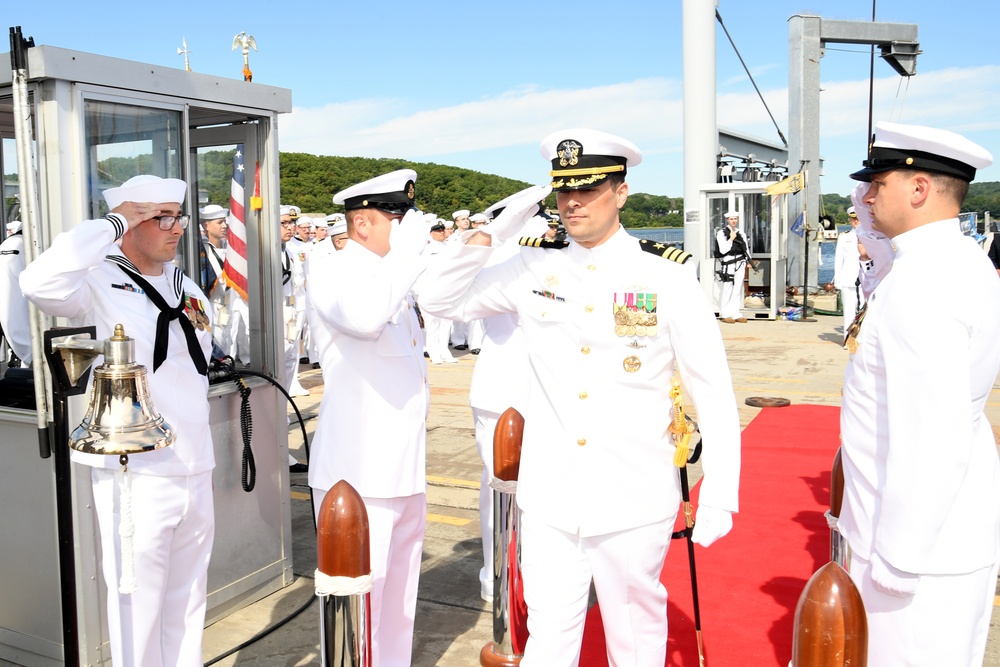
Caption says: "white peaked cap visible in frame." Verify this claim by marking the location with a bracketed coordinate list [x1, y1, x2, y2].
[103, 175, 187, 210]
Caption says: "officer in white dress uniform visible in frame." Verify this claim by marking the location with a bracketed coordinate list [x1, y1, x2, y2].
[715, 211, 750, 323]
[0, 220, 31, 366]
[467, 192, 549, 601]
[449, 210, 472, 348]
[419, 129, 741, 666]
[833, 207, 863, 335]
[20, 175, 214, 667]
[278, 206, 309, 471]
[421, 219, 458, 365]
[308, 169, 432, 667]
[839, 121, 1000, 667]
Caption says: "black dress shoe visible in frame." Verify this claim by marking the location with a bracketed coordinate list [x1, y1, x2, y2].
[470, 348, 481, 355]
[423, 351, 430, 358]
[299, 357, 310, 364]
[289, 462, 308, 473]
[454, 344, 468, 350]
[311, 362, 320, 369]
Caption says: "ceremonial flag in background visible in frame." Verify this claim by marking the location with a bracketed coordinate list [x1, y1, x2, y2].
[223, 144, 250, 302]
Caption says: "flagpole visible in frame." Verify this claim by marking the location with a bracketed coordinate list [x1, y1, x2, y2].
[797, 171, 815, 322]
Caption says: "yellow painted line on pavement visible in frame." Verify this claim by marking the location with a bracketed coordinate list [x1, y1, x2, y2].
[427, 475, 480, 489]
[745, 377, 809, 384]
[427, 513, 473, 526]
[734, 387, 843, 398]
[290, 490, 310, 501]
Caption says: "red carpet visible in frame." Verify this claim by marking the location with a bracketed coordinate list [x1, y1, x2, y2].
[579, 404, 841, 666]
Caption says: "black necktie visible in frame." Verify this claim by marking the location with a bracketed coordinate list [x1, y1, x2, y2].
[113, 261, 209, 376]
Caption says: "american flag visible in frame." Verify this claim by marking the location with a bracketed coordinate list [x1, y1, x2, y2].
[223, 144, 250, 301]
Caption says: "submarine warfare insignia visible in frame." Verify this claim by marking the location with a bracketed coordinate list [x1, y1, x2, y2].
[623, 355, 642, 373]
[843, 301, 868, 354]
[613, 291, 657, 337]
[184, 295, 211, 332]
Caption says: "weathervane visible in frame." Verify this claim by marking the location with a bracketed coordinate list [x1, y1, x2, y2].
[177, 37, 192, 72]
[232, 31, 257, 82]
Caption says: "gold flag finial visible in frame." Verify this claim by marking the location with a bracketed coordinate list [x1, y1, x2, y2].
[232, 31, 257, 82]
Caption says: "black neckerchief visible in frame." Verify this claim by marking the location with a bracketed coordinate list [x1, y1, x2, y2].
[281, 246, 292, 285]
[106, 255, 208, 375]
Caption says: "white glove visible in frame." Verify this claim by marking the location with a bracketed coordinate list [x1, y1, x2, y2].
[388, 208, 432, 257]
[849, 182, 877, 239]
[691, 505, 733, 547]
[477, 184, 552, 246]
[870, 552, 919, 597]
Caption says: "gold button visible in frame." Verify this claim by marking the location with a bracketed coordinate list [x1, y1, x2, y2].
[579, 392, 588, 400]
[412, 339, 417, 346]
[541, 312, 548, 318]
[581, 346, 590, 355]
[587, 264, 597, 271]
[577, 439, 587, 446]
[585, 305, 594, 313]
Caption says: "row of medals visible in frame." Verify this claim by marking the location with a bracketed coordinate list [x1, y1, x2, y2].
[614, 308, 655, 373]
[185, 297, 212, 332]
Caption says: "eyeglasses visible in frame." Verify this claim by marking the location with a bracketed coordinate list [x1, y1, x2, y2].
[280, 221, 295, 227]
[153, 215, 190, 231]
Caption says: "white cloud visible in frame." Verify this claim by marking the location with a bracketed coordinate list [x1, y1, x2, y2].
[278, 65, 1000, 195]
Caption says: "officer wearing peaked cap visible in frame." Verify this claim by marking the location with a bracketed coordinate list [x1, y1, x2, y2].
[309, 168, 431, 666]
[838, 121, 1000, 667]
[419, 129, 741, 666]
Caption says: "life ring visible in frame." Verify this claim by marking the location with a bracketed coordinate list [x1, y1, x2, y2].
[745, 396, 791, 408]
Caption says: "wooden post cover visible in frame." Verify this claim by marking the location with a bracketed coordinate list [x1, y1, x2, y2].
[791, 561, 867, 666]
[493, 407, 525, 482]
[317, 479, 370, 578]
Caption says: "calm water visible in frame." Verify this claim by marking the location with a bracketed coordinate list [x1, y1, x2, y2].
[626, 227, 836, 284]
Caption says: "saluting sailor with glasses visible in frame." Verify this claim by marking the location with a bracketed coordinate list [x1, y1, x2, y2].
[20, 174, 215, 667]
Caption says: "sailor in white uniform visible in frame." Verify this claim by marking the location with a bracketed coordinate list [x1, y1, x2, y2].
[466, 192, 549, 601]
[20, 175, 214, 667]
[839, 121, 1000, 667]
[715, 210, 750, 323]
[421, 218, 458, 364]
[833, 207, 864, 335]
[419, 129, 741, 666]
[308, 169, 432, 666]
[0, 220, 31, 366]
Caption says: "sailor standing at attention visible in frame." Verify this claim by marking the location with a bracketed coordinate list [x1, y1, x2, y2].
[839, 121, 1000, 667]
[833, 206, 864, 336]
[308, 169, 432, 666]
[20, 175, 215, 667]
[419, 129, 741, 666]
[715, 210, 750, 323]
[0, 220, 32, 367]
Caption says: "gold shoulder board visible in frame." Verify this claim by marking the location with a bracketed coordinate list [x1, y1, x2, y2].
[639, 238, 691, 264]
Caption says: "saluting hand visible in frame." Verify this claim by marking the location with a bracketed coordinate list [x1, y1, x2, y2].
[112, 202, 162, 231]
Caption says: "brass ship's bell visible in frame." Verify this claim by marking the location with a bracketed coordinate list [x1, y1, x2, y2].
[68, 324, 175, 456]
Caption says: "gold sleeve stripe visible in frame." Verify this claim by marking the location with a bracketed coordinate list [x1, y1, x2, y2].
[519, 237, 569, 249]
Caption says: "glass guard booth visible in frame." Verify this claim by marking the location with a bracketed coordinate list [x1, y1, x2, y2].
[695, 183, 790, 321]
[0, 45, 293, 666]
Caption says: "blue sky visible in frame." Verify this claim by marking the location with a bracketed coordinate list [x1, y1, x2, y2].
[8, 0, 1000, 197]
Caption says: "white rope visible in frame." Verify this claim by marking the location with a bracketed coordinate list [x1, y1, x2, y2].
[118, 464, 137, 594]
[824, 509, 839, 532]
[314, 570, 374, 597]
[489, 477, 518, 494]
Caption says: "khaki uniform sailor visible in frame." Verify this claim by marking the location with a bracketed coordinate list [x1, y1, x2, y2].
[20, 175, 214, 667]
[0, 221, 31, 366]
[840, 121, 1000, 666]
[419, 129, 740, 666]
[309, 169, 431, 666]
